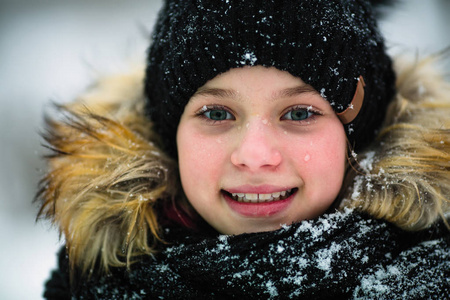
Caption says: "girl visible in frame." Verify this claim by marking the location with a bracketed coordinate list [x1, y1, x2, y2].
[38, 0, 449, 299]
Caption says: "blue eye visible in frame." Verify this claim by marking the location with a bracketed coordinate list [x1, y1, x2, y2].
[204, 109, 234, 121]
[282, 108, 314, 121]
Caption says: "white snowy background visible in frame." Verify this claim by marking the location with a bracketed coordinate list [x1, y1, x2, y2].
[0, 0, 448, 299]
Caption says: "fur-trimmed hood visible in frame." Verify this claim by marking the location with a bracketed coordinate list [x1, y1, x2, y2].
[36, 55, 450, 274]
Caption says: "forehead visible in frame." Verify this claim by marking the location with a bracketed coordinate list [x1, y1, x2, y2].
[202, 66, 304, 86]
[191, 66, 320, 103]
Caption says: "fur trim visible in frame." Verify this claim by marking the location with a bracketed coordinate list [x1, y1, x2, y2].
[340, 54, 450, 230]
[36, 66, 178, 274]
[36, 55, 449, 275]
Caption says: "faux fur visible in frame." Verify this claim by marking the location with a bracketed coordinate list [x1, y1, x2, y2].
[36, 66, 179, 274]
[341, 55, 450, 230]
[36, 56, 450, 274]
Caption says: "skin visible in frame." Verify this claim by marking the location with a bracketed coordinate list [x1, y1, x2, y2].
[177, 66, 347, 235]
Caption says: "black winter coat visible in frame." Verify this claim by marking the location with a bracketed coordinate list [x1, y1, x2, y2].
[45, 211, 449, 299]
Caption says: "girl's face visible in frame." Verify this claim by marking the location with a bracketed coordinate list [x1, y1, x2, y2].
[177, 66, 347, 235]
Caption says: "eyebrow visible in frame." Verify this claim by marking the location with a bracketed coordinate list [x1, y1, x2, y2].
[191, 84, 318, 102]
[273, 85, 318, 99]
[193, 88, 240, 100]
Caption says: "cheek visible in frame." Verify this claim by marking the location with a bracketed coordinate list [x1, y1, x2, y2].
[177, 125, 228, 194]
[308, 126, 347, 192]
[286, 123, 346, 197]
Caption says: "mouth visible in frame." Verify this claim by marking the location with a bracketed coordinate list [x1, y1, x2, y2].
[222, 188, 298, 203]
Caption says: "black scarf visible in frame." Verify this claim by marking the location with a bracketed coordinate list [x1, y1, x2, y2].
[44, 210, 450, 299]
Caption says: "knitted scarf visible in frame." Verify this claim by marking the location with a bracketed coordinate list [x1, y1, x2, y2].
[45, 210, 449, 299]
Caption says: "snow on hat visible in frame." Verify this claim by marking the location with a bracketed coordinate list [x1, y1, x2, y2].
[145, 0, 396, 158]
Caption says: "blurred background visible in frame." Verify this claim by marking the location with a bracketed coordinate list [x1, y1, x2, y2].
[0, 0, 448, 299]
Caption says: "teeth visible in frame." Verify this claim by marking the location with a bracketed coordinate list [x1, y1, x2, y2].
[230, 189, 294, 203]
[246, 194, 258, 201]
[259, 194, 273, 201]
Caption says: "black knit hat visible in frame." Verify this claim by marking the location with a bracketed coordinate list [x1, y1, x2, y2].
[145, 0, 396, 158]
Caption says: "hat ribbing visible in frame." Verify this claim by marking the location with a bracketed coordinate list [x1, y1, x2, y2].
[145, 0, 396, 158]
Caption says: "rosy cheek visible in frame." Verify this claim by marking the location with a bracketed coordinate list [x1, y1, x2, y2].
[286, 124, 346, 190]
[313, 130, 347, 188]
[178, 129, 227, 184]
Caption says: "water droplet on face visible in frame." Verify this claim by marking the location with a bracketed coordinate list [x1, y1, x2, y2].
[304, 154, 311, 162]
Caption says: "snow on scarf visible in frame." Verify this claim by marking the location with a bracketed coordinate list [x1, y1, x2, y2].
[46, 210, 449, 299]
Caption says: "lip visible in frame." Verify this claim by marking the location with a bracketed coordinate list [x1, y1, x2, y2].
[222, 188, 297, 217]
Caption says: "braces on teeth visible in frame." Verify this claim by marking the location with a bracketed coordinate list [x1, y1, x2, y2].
[229, 189, 294, 203]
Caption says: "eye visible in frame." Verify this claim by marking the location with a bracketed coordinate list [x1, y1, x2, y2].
[281, 107, 316, 121]
[204, 109, 234, 121]
[196, 105, 235, 122]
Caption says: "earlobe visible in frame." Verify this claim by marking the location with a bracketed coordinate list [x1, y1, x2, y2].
[337, 76, 365, 124]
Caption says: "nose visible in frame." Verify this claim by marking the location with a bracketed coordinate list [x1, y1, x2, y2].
[230, 120, 282, 171]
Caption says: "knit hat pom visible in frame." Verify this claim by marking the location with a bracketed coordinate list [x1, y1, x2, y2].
[145, 0, 396, 158]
